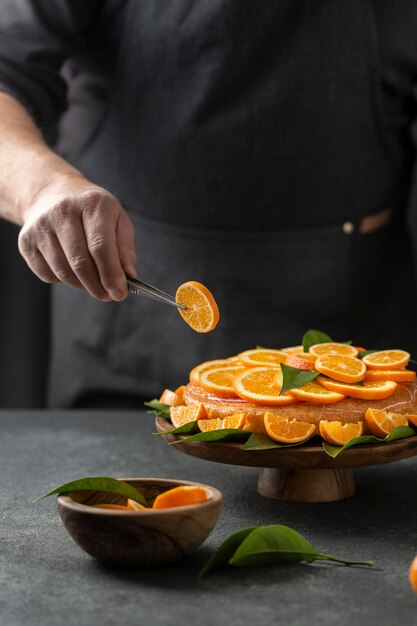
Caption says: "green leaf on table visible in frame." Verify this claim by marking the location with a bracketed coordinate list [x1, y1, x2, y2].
[170, 429, 249, 445]
[302, 329, 333, 353]
[199, 527, 257, 577]
[357, 350, 378, 360]
[34, 476, 149, 507]
[322, 425, 416, 458]
[144, 399, 171, 419]
[279, 363, 319, 395]
[153, 420, 198, 436]
[200, 525, 373, 576]
[241, 432, 315, 451]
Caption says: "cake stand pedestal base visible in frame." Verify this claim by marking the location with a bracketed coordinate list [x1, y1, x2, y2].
[257, 467, 355, 502]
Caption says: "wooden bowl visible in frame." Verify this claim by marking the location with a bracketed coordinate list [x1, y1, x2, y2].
[57, 477, 223, 566]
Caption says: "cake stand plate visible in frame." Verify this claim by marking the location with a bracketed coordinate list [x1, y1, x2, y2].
[156, 417, 417, 502]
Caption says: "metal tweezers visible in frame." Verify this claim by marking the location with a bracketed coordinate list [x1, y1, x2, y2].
[126, 274, 187, 309]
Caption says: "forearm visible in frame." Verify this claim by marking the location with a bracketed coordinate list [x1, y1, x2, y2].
[0, 92, 85, 225]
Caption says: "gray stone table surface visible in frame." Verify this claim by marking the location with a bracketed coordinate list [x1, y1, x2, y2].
[1, 409, 417, 626]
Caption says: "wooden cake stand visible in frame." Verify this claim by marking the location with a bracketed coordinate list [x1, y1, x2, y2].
[156, 417, 417, 503]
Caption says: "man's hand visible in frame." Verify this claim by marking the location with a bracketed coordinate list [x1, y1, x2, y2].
[18, 177, 137, 301]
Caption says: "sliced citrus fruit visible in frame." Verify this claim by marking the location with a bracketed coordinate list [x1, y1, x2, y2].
[93, 504, 131, 510]
[286, 380, 345, 404]
[238, 348, 288, 368]
[317, 376, 397, 400]
[284, 353, 316, 371]
[176, 281, 219, 333]
[170, 404, 208, 427]
[233, 367, 297, 405]
[315, 354, 366, 383]
[199, 366, 245, 398]
[364, 408, 408, 438]
[309, 342, 359, 358]
[264, 412, 315, 444]
[409, 555, 417, 594]
[319, 420, 363, 445]
[174, 385, 186, 403]
[364, 369, 416, 383]
[152, 486, 208, 509]
[404, 414, 417, 428]
[198, 418, 223, 431]
[362, 349, 410, 370]
[189, 359, 238, 384]
[223, 413, 246, 429]
[159, 388, 184, 406]
[127, 499, 148, 511]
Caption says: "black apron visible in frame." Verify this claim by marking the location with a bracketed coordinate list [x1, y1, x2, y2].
[48, 0, 415, 407]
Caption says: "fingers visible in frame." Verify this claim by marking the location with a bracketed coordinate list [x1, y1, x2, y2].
[116, 210, 138, 277]
[16, 240, 59, 284]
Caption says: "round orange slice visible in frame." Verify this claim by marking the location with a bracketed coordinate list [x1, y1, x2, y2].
[364, 408, 408, 438]
[264, 413, 315, 444]
[152, 486, 209, 509]
[315, 354, 366, 383]
[286, 380, 345, 404]
[233, 367, 297, 405]
[284, 353, 317, 371]
[199, 366, 245, 398]
[409, 555, 417, 594]
[281, 345, 304, 354]
[319, 420, 363, 445]
[317, 376, 397, 400]
[189, 359, 238, 384]
[176, 281, 219, 333]
[170, 404, 208, 427]
[362, 349, 410, 370]
[364, 369, 416, 383]
[309, 342, 359, 358]
[238, 348, 288, 368]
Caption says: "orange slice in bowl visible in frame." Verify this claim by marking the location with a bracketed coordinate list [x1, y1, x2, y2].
[264, 412, 315, 444]
[286, 380, 345, 404]
[309, 342, 359, 358]
[234, 367, 297, 405]
[319, 420, 363, 445]
[238, 348, 288, 368]
[364, 408, 408, 437]
[176, 281, 219, 333]
[317, 376, 397, 400]
[362, 350, 410, 370]
[199, 366, 245, 398]
[152, 486, 208, 509]
[364, 369, 416, 382]
[189, 359, 239, 384]
[315, 354, 366, 383]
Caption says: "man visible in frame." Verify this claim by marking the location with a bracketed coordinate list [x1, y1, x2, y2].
[0, 0, 416, 407]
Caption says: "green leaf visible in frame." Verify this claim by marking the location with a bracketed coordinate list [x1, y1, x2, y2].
[357, 350, 378, 360]
[144, 399, 171, 419]
[302, 329, 333, 352]
[241, 432, 314, 451]
[153, 421, 198, 436]
[200, 525, 373, 576]
[199, 527, 257, 577]
[322, 425, 416, 458]
[170, 429, 250, 445]
[34, 477, 149, 507]
[279, 363, 319, 395]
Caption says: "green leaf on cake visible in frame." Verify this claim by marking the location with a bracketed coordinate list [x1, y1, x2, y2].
[279, 363, 319, 395]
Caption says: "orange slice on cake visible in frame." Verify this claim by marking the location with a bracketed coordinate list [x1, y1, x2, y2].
[309, 342, 359, 358]
[315, 354, 366, 383]
[176, 281, 219, 333]
[362, 350, 410, 370]
[364, 369, 416, 382]
[317, 376, 397, 400]
[364, 408, 408, 437]
[234, 367, 297, 405]
[264, 412, 315, 444]
[189, 359, 239, 384]
[199, 366, 245, 398]
[319, 420, 363, 445]
[238, 348, 288, 368]
[285, 380, 345, 404]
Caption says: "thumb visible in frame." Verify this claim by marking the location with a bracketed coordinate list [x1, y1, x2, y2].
[116, 209, 138, 277]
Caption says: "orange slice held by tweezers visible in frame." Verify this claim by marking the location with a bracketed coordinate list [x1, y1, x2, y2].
[176, 281, 220, 333]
